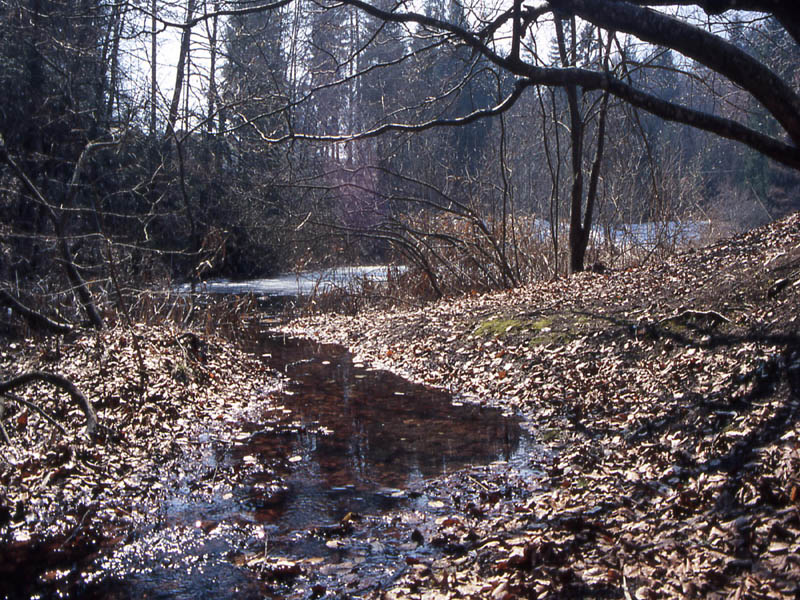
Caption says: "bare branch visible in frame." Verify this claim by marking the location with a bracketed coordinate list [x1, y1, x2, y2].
[0, 290, 73, 334]
[549, 0, 800, 145]
[0, 372, 97, 437]
[0, 136, 111, 329]
[245, 79, 534, 144]
[334, 0, 800, 170]
[131, 0, 295, 30]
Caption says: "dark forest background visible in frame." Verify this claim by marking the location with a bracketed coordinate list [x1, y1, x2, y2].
[1, 0, 799, 326]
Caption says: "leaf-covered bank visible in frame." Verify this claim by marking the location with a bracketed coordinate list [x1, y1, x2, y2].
[286, 213, 800, 599]
[0, 323, 284, 597]
[1, 213, 798, 599]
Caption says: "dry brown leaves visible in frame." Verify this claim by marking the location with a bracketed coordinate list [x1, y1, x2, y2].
[287, 213, 800, 599]
[0, 322, 282, 550]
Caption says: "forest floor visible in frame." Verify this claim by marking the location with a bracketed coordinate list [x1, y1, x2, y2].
[0, 318, 289, 597]
[0, 213, 798, 599]
[285, 212, 800, 599]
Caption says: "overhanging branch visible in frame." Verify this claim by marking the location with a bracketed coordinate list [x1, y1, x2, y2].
[578, 1, 800, 45]
[334, 0, 800, 170]
[517, 64, 800, 170]
[246, 79, 534, 144]
[549, 0, 800, 145]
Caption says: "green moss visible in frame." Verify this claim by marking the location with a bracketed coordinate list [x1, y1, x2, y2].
[473, 312, 600, 347]
[574, 476, 590, 489]
[528, 319, 560, 345]
[473, 317, 528, 337]
[539, 427, 562, 442]
[473, 314, 558, 337]
[530, 317, 555, 331]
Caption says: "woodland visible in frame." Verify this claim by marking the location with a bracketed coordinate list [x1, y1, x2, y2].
[1, 0, 799, 309]
[1, 0, 800, 598]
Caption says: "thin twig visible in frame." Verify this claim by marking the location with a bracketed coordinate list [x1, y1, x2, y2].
[0, 416, 11, 445]
[467, 473, 491, 491]
[2, 392, 68, 435]
[59, 505, 95, 549]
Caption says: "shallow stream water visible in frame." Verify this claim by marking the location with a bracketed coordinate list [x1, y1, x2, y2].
[6, 330, 538, 599]
[177, 265, 402, 297]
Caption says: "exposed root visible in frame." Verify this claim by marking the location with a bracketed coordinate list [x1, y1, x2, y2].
[0, 371, 97, 438]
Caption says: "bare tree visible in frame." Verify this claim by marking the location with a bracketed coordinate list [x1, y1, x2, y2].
[248, 0, 800, 271]
[3, 0, 797, 314]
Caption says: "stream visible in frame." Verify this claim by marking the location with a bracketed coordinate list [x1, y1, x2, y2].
[177, 266, 403, 298]
[5, 328, 540, 599]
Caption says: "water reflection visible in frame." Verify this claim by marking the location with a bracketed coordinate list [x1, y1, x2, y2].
[5, 332, 532, 599]
[240, 335, 527, 530]
[177, 265, 402, 297]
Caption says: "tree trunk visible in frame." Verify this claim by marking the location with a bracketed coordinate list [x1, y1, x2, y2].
[0, 137, 105, 330]
[166, 0, 197, 137]
[206, 4, 219, 135]
[104, 3, 124, 127]
[578, 91, 610, 267]
[151, 0, 158, 136]
[555, 17, 588, 274]
[54, 218, 105, 330]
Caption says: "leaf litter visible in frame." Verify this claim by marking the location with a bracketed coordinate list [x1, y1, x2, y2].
[286, 212, 800, 599]
[0, 322, 286, 597]
[1, 212, 799, 598]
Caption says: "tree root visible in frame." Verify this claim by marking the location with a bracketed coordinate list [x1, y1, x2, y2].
[658, 309, 730, 327]
[0, 372, 97, 438]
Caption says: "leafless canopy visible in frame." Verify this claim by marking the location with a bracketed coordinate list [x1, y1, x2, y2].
[315, 0, 800, 170]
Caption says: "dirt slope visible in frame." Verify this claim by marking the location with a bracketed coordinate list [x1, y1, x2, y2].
[287, 213, 800, 599]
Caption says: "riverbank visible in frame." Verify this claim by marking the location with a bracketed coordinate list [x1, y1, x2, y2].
[286, 212, 800, 599]
[1, 213, 798, 599]
[0, 322, 285, 597]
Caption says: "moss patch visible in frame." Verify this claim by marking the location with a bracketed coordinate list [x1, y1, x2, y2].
[473, 312, 609, 347]
[528, 314, 585, 347]
[473, 317, 530, 337]
[539, 427, 563, 442]
[530, 317, 555, 331]
[473, 315, 558, 337]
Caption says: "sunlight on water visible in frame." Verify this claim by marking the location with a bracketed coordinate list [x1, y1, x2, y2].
[13, 331, 538, 599]
[177, 265, 404, 297]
